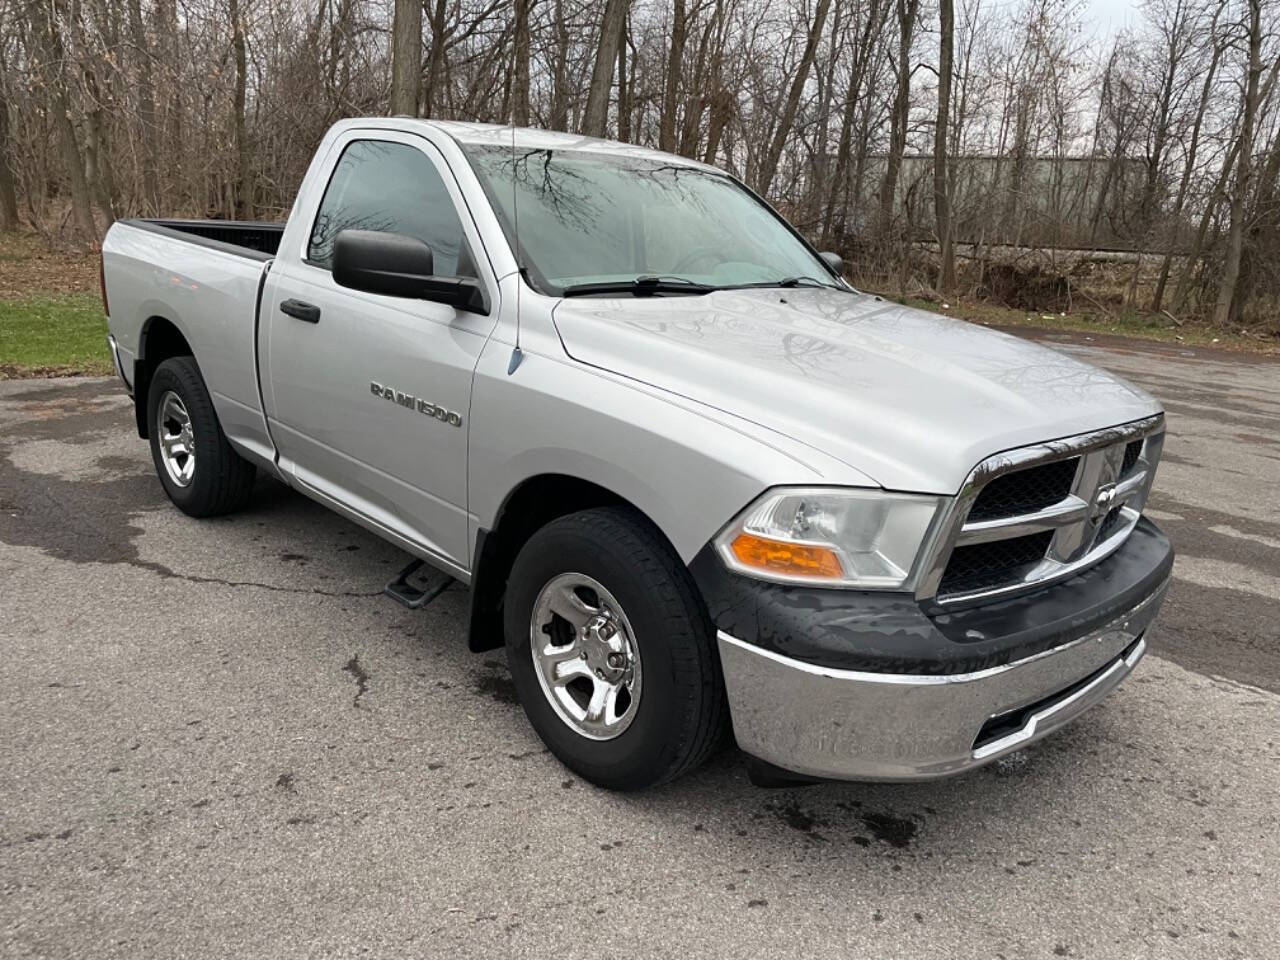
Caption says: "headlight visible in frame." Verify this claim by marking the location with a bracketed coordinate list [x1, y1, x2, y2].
[714, 487, 944, 589]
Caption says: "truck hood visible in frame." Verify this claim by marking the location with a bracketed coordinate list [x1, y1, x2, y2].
[551, 289, 1161, 493]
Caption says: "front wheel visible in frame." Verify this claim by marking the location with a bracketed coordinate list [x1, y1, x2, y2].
[146, 356, 255, 517]
[504, 507, 728, 790]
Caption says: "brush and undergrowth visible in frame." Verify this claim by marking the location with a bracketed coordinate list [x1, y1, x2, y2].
[1, 229, 1275, 380]
[849, 244, 1280, 356]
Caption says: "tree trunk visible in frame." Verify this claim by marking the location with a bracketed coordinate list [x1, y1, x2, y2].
[582, 0, 631, 137]
[807, 0, 844, 228]
[1126, 8, 1188, 306]
[155, 0, 180, 208]
[755, 0, 833, 196]
[933, 0, 954, 292]
[850, 62, 880, 232]
[82, 69, 117, 225]
[878, 0, 919, 234]
[1174, 137, 1239, 311]
[1212, 0, 1262, 328]
[1153, 36, 1221, 312]
[229, 0, 251, 217]
[616, 12, 632, 140]
[127, 0, 159, 213]
[659, 0, 687, 152]
[702, 88, 731, 164]
[34, 0, 97, 242]
[511, 0, 532, 125]
[74, 0, 118, 228]
[0, 62, 20, 230]
[677, 7, 723, 156]
[1228, 133, 1280, 328]
[550, 0, 571, 130]
[390, 0, 423, 115]
[1086, 57, 1126, 249]
[422, 0, 448, 118]
[820, 0, 884, 245]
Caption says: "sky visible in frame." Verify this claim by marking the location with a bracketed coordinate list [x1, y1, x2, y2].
[1083, 0, 1144, 37]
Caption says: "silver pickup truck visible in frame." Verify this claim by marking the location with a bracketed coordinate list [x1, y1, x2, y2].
[102, 118, 1172, 790]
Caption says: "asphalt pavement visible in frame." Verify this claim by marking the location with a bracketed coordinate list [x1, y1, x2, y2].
[2, 331, 1278, 959]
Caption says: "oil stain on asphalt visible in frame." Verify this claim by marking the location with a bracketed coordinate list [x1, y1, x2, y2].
[343, 655, 370, 708]
[473, 661, 518, 704]
[766, 797, 919, 848]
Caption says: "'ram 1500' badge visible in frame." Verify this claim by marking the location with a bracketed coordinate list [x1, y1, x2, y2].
[370, 381, 462, 427]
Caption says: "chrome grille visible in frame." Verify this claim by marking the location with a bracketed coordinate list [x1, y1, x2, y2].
[938, 530, 1055, 595]
[967, 457, 1080, 522]
[917, 415, 1165, 605]
[1119, 439, 1142, 478]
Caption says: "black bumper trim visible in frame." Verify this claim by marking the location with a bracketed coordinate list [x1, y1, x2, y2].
[690, 517, 1173, 676]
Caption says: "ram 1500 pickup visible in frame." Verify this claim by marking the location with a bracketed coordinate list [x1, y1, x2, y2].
[102, 118, 1172, 790]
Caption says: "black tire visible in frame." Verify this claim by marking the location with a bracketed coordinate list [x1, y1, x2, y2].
[504, 507, 729, 790]
[146, 356, 255, 517]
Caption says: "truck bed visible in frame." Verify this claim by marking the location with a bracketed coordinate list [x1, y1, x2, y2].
[103, 216, 282, 470]
[119, 218, 285, 261]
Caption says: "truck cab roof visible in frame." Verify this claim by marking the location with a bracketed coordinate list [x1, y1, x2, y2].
[334, 117, 720, 172]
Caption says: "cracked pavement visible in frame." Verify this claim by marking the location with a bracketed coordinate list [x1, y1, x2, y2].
[1, 330, 1278, 959]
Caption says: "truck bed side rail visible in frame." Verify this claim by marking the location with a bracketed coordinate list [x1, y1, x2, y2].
[119, 218, 285, 260]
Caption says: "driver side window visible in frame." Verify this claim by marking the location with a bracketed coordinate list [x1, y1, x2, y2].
[308, 139, 468, 277]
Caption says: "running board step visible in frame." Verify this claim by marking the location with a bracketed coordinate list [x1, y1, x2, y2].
[383, 558, 454, 609]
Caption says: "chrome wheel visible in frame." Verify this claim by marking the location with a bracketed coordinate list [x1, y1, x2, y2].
[530, 573, 642, 740]
[157, 390, 196, 487]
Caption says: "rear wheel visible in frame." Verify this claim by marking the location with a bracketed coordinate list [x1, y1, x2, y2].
[146, 356, 255, 517]
[504, 507, 728, 790]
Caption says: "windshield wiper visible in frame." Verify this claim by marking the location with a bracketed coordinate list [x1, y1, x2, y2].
[561, 275, 715, 298]
[727, 275, 843, 291]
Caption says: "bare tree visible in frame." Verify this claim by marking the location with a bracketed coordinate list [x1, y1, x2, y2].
[820, 0, 888, 244]
[1213, 0, 1263, 326]
[934, 0, 955, 291]
[31, 0, 97, 242]
[229, 0, 251, 216]
[755, 0, 833, 195]
[511, 0, 533, 125]
[659, 0, 688, 151]
[0, 0, 1277, 333]
[126, 0, 159, 213]
[0, 43, 19, 229]
[391, 0, 422, 115]
[583, 0, 632, 137]
[1152, 1, 1224, 313]
[549, 0, 573, 130]
[878, 0, 921, 233]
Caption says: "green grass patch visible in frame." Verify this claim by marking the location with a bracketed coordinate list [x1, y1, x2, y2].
[0, 293, 111, 377]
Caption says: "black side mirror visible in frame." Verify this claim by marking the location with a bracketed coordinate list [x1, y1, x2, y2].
[332, 229, 487, 314]
[819, 250, 844, 276]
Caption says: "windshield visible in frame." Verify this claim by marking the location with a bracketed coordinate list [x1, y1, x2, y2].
[463, 145, 837, 294]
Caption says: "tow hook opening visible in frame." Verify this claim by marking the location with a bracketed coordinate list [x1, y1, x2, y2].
[972, 634, 1144, 752]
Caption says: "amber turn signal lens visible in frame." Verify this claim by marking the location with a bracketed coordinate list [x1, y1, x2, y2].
[729, 533, 844, 579]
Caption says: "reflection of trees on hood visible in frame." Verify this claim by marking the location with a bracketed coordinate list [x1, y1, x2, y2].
[572, 292, 1135, 396]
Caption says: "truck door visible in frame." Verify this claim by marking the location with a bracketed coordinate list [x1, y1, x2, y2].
[261, 131, 499, 573]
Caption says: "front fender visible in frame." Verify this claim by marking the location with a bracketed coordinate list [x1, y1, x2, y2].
[467, 342, 869, 565]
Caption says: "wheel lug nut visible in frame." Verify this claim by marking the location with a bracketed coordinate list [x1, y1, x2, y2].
[594, 669, 604, 679]
[607, 653, 625, 669]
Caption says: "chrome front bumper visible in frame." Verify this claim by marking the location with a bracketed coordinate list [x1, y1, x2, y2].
[718, 578, 1168, 781]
